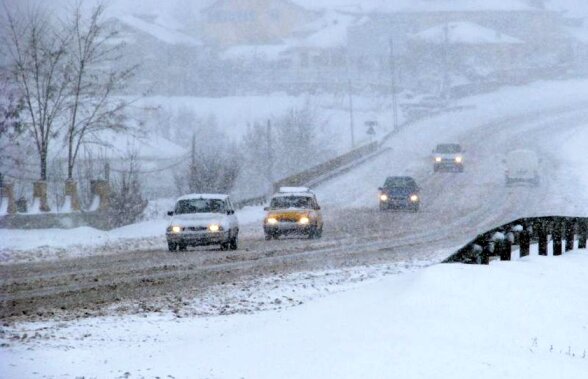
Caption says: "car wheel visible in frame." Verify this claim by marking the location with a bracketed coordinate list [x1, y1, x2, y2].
[178, 243, 187, 251]
[458, 166, 464, 173]
[220, 241, 229, 251]
[167, 242, 177, 252]
[433, 165, 439, 173]
[264, 233, 272, 241]
[315, 227, 323, 239]
[229, 236, 238, 250]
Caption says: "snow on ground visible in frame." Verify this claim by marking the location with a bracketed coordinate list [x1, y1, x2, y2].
[1, 250, 587, 378]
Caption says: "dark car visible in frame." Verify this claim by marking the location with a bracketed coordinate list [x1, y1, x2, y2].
[378, 176, 421, 212]
[432, 143, 465, 172]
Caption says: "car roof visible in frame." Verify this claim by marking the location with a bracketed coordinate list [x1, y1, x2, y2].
[176, 193, 229, 201]
[384, 176, 418, 185]
[272, 192, 314, 198]
[435, 143, 462, 149]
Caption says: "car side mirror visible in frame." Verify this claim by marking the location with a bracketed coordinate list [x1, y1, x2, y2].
[167, 211, 174, 216]
[263, 207, 269, 211]
[378, 187, 383, 191]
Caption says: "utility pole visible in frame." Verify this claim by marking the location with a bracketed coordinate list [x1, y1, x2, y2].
[348, 79, 355, 148]
[442, 23, 450, 100]
[389, 38, 399, 131]
[266, 119, 273, 192]
[190, 132, 196, 192]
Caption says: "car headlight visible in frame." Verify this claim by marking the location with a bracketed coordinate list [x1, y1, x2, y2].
[266, 217, 278, 225]
[455, 156, 463, 163]
[171, 225, 182, 233]
[380, 194, 389, 201]
[298, 216, 310, 225]
[208, 224, 221, 232]
[435, 157, 442, 162]
[409, 194, 419, 202]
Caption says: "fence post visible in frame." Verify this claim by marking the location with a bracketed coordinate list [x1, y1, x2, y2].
[519, 227, 531, 257]
[33, 180, 50, 212]
[538, 222, 548, 256]
[553, 220, 563, 256]
[579, 220, 587, 249]
[565, 219, 575, 252]
[0, 181, 16, 214]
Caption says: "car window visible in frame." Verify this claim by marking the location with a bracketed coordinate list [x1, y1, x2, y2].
[270, 196, 313, 209]
[435, 144, 462, 153]
[175, 199, 226, 214]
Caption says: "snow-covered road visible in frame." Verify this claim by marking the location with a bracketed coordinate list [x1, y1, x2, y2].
[2, 79, 588, 378]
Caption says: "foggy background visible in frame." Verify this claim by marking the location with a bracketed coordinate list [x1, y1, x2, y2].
[2, 0, 588, 208]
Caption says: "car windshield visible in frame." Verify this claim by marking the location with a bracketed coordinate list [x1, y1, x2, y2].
[175, 199, 225, 214]
[270, 196, 313, 209]
[435, 144, 462, 153]
[384, 177, 417, 189]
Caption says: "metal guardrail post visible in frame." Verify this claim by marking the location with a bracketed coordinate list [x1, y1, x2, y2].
[579, 220, 587, 249]
[519, 228, 531, 257]
[538, 222, 548, 256]
[552, 220, 563, 256]
[497, 239, 511, 261]
[565, 219, 576, 252]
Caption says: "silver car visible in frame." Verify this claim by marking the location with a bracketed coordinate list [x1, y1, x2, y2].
[166, 194, 239, 251]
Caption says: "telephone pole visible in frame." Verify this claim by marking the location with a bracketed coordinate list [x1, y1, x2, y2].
[266, 119, 273, 192]
[389, 38, 399, 131]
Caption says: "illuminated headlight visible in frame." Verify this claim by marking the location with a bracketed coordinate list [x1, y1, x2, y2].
[380, 194, 389, 201]
[208, 224, 221, 232]
[266, 217, 278, 225]
[171, 225, 182, 233]
[409, 194, 419, 202]
[435, 157, 442, 162]
[455, 156, 463, 163]
[298, 216, 310, 225]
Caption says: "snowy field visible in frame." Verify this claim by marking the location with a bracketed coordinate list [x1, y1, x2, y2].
[1, 251, 587, 378]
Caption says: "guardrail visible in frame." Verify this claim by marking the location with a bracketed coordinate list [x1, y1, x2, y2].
[234, 103, 475, 209]
[443, 216, 588, 264]
[272, 141, 379, 193]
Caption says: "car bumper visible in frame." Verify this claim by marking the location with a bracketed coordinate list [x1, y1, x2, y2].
[435, 161, 463, 168]
[264, 222, 313, 235]
[380, 200, 419, 209]
[166, 231, 229, 245]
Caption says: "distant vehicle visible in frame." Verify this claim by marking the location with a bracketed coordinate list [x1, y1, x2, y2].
[504, 149, 540, 186]
[379, 176, 421, 212]
[263, 187, 323, 240]
[166, 194, 239, 251]
[432, 143, 465, 172]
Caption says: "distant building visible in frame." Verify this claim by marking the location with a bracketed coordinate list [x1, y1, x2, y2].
[199, 0, 316, 46]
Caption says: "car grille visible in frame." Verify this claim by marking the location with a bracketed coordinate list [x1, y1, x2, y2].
[186, 226, 208, 232]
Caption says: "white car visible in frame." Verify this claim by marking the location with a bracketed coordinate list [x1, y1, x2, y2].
[504, 149, 540, 186]
[432, 143, 465, 172]
[166, 194, 239, 251]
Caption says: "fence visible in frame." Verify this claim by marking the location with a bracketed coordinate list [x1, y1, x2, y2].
[443, 216, 588, 264]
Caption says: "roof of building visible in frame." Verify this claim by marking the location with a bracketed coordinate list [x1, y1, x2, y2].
[290, 0, 538, 13]
[412, 21, 524, 44]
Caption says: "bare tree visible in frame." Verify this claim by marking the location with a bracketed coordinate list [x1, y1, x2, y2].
[108, 150, 147, 228]
[63, 2, 136, 180]
[1, 4, 72, 180]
